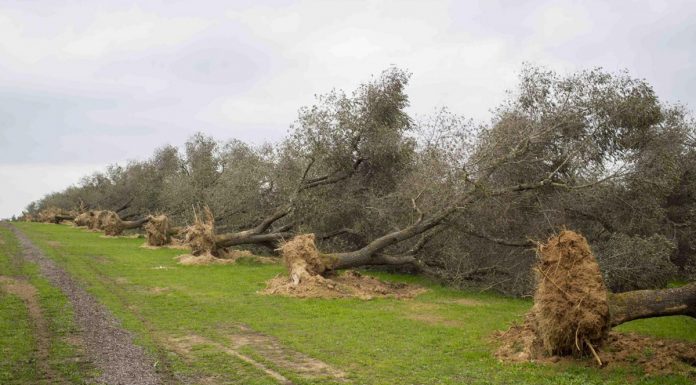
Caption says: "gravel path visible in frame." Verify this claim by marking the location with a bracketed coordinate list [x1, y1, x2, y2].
[5, 223, 162, 385]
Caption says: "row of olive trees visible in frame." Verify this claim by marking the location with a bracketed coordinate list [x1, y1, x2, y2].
[27, 65, 696, 295]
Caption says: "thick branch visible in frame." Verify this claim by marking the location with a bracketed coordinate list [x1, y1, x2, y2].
[608, 282, 696, 326]
[114, 197, 134, 214]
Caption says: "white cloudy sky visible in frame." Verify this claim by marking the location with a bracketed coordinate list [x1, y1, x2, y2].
[1, 0, 695, 218]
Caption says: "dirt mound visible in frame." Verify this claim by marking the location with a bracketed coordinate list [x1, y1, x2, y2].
[496, 325, 696, 375]
[262, 270, 426, 299]
[533, 230, 610, 356]
[176, 253, 237, 266]
[279, 234, 332, 284]
[175, 249, 274, 266]
[183, 207, 218, 256]
[144, 215, 171, 246]
[140, 238, 189, 250]
[101, 211, 125, 236]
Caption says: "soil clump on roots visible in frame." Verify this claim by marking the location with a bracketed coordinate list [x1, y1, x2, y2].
[262, 234, 426, 299]
[496, 230, 696, 375]
[183, 207, 218, 256]
[144, 214, 171, 246]
[101, 211, 125, 236]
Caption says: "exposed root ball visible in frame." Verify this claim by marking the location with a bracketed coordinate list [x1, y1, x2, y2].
[101, 211, 125, 236]
[89, 210, 110, 230]
[533, 230, 610, 356]
[74, 212, 91, 227]
[144, 215, 171, 246]
[36, 207, 64, 223]
[279, 234, 331, 285]
[183, 208, 218, 256]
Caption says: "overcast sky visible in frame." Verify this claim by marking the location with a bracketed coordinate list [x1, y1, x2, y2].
[1, 0, 695, 218]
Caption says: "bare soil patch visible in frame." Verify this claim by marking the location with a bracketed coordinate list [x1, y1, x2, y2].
[262, 270, 426, 300]
[169, 324, 346, 384]
[496, 325, 696, 375]
[0, 276, 57, 382]
[47, 241, 62, 248]
[176, 249, 278, 266]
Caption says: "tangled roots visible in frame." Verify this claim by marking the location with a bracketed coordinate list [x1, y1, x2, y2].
[101, 211, 125, 236]
[279, 234, 330, 285]
[88, 210, 109, 230]
[144, 215, 171, 246]
[533, 230, 610, 356]
[184, 207, 217, 256]
[36, 207, 63, 223]
[74, 212, 91, 227]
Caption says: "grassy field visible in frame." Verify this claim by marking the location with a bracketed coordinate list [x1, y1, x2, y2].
[2, 222, 695, 384]
[0, 225, 92, 384]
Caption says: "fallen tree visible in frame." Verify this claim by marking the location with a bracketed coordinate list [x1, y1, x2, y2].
[101, 211, 150, 236]
[184, 207, 293, 256]
[498, 230, 696, 366]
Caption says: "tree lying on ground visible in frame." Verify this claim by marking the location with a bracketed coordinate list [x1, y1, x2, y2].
[22, 65, 696, 295]
[499, 230, 695, 366]
[182, 68, 415, 256]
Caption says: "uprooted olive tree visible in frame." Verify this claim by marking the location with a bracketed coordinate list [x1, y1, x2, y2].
[182, 67, 415, 257]
[275, 67, 666, 284]
[22, 64, 696, 296]
[499, 230, 695, 364]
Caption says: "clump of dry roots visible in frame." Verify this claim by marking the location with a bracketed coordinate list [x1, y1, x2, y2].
[101, 211, 125, 236]
[36, 207, 75, 223]
[534, 230, 610, 356]
[73, 212, 92, 227]
[144, 215, 171, 246]
[496, 230, 696, 375]
[262, 234, 426, 299]
[183, 207, 218, 256]
[280, 234, 330, 285]
[88, 210, 109, 231]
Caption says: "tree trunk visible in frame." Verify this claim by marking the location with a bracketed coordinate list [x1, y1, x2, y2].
[122, 216, 151, 230]
[216, 231, 293, 248]
[608, 282, 696, 326]
[53, 214, 75, 224]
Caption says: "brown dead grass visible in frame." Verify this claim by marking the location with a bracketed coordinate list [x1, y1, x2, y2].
[176, 253, 238, 266]
[262, 270, 426, 300]
[175, 249, 276, 266]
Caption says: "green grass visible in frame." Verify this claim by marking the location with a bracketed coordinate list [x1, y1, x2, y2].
[0, 225, 92, 384]
[10, 222, 696, 384]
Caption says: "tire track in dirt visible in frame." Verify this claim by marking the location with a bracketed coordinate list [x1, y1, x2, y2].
[4, 223, 162, 385]
[169, 325, 347, 384]
[0, 276, 60, 384]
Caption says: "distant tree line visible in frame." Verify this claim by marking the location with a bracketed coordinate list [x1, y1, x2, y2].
[24, 65, 696, 296]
